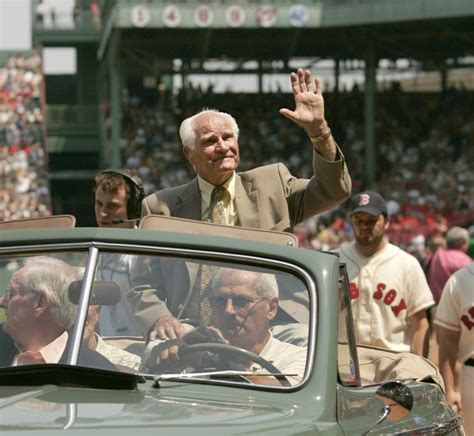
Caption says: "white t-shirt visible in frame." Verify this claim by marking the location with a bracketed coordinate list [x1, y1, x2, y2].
[252, 333, 307, 385]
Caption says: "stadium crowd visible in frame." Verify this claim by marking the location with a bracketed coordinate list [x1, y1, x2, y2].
[1, 51, 473, 260]
[0, 52, 52, 221]
[118, 83, 474, 260]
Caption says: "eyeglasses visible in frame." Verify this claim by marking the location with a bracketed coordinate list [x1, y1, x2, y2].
[3, 288, 37, 300]
[210, 294, 265, 312]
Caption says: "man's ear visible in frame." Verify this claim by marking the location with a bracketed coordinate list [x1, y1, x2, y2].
[384, 215, 391, 231]
[267, 297, 279, 321]
[34, 291, 51, 316]
[183, 145, 193, 164]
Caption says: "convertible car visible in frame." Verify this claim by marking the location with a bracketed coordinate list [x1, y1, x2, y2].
[0, 215, 464, 434]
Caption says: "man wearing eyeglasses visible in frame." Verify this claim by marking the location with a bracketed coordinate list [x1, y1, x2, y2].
[0, 257, 116, 369]
[144, 268, 307, 385]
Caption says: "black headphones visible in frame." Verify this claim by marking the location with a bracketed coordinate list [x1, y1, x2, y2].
[100, 169, 145, 219]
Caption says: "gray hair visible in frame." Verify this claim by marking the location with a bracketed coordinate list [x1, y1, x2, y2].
[445, 226, 469, 249]
[210, 268, 279, 299]
[179, 109, 240, 150]
[20, 257, 78, 329]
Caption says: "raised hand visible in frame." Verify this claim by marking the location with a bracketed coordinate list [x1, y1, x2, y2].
[279, 68, 325, 135]
[280, 68, 336, 161]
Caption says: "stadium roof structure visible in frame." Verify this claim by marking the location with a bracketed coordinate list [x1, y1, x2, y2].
[95, 0, 474, 68]
[32, 0, 474, 205]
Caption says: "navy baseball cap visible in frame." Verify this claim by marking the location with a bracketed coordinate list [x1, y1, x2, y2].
[350, 191, 388, 216]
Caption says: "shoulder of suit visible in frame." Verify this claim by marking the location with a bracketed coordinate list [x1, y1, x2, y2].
[145, 182, 193, 204]
[239, 162, 289, 180]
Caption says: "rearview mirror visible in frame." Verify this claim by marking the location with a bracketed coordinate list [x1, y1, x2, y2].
[68, 280, 121, 306]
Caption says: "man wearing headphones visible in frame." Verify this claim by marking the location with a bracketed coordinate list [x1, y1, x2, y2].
[94, 169, 144, 229]
[93, 169, 145, 336]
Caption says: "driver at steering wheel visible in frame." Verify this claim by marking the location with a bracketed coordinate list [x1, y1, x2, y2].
[144, 268, 306, 385]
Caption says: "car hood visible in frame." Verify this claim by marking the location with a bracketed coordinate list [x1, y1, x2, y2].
[0, 382, 315, 435]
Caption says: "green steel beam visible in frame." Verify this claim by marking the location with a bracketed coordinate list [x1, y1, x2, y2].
[364, 46, 376, 187]
[108, 30, 122, 169]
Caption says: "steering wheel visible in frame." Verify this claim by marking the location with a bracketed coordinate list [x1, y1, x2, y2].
[181, 342, 291, 387]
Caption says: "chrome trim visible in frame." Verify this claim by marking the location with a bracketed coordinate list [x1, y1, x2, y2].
[0, 242, 93, 254]
[363, 405, 390, 435]
[66, 246, 99, 364]
[404, 415, 464, 434]
[63, 403, 77, 430]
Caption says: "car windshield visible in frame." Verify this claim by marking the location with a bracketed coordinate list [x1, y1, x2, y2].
[0, 248, 311, 388]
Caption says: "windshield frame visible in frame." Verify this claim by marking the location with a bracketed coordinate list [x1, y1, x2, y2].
[0, 240, 317, 390]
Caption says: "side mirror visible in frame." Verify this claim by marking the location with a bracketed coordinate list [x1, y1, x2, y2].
[364, 380, 414, 434]
[68, 280, 121, 306]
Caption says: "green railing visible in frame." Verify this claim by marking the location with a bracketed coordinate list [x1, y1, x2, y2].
[33, 10, 101, 31]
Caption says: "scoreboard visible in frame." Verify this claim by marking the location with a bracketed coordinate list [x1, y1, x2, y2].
[121, 3, 322, 29]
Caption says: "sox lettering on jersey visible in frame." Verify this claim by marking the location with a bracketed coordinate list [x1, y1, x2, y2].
[349, 282, 407, 317]
[460, 306, 474, 330]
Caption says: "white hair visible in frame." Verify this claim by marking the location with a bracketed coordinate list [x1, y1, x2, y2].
[210, 268, 278, 299]
[446, 226, 469, 249]
[179, 109, 240, 150]
[20, 257, 78, 329]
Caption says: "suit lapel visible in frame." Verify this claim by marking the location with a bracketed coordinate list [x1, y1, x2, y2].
[234, 175, 261, 229]
[173, 179, 202, 221]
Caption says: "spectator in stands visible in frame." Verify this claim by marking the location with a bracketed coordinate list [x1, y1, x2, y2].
[334, 191, 434, 356]
[90, 1, 101, 27]
[426, 226, 471, 305]
[35, 0, 48, 27]
[0, 52, 50, 222]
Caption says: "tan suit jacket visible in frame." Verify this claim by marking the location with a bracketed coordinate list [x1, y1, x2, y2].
[142, 150, 350, 232]
[130, 150, 351, 334]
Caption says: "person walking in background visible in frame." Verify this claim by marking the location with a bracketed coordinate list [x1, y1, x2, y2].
[426, 226, 471, 305]
[425, 225, 471, 369]
[90, 1, 101, 27]
[434, 263, 474, 435]
[334, 191, 434, 356]
[35, 0, 47, 27]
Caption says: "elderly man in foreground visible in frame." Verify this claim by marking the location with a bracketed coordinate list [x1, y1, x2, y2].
[144, 268, 307, 386]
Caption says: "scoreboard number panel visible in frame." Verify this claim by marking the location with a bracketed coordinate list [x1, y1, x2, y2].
[131, 5, 151, 28]
[225, 5, 245, 28]
[162, 5, 182, 28]
[256, 6, 278, 28]
[194, 5, 214, 28]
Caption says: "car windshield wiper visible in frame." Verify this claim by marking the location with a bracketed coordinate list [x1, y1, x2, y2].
[0, 363, 140, 390]
[142, 370, 295, 387]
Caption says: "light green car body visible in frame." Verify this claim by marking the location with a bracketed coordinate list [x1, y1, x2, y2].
[0, 227, 463, 435]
